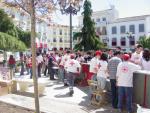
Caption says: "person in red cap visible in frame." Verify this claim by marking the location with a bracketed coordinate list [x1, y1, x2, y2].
[89, 50, 102, 80]
[64, 54, 81, 96]
[116, 54, 141, 113]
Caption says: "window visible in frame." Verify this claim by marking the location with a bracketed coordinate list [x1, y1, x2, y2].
[139, 24, 145, 32]
[53, 29, 56, 35]
[102, 17, 106, 21]
[96, 27, 101, 35]
[96, 18, 100, 22]
[59, 29, 62, 35]
[129, 36, 135, 46]
[112, 26, 117, 34]
[120, 26, 126, 34]
[129, 25, 135, 34]
[59, 38, 63, 42]
[53, 38, 56, 42]
[120, 37, 126, 46]
[101, 27, 107, 35]
[48, 39, 51, 42]
[112, 38, 117, 46]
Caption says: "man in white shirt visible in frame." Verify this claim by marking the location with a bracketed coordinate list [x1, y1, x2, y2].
[130, 44, 143, 65]
[60, 50, 71, 86]
[65, 54, 81, 96]
[116, 54, 141, 113]
[89, 50, 102, 80]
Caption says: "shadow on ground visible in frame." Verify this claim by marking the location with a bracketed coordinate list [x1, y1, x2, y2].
[54, 92, 71, 98]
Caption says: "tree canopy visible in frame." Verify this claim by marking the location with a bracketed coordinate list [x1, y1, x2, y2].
[74, 0, 104, 51]
[0, 8, 31, 49]
[0, 32, 26, 51]
[0, 9, 18, 37]
[139, 36, 150, 49]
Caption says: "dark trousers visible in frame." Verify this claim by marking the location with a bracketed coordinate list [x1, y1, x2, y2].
[49, 68, 55, 79]
[118, 87, 133, 112]
[30, 68, 33, 79]
[38, 63, 42, 77]
[20, 63, 24, 75]
[44, 65, 48, 76]
[110, 79, 118, 108]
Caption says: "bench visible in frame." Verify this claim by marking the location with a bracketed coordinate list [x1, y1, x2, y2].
[12, 78, 49, 95]
[0, 79, 12, 94]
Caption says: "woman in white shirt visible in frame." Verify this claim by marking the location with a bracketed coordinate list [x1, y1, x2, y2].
[97, 53, 108, 90]
[140, 48, 150, 71]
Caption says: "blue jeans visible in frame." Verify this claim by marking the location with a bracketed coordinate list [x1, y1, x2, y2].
[118, 87, 133, 112]
[110, 79, 118, 108]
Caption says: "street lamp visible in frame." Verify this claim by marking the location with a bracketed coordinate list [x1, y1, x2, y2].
[58, 0, 83, 49]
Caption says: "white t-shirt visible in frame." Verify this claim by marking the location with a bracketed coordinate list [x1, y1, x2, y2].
[116, 61, 141, 87]
[140, 58, 150, 71]
[65, 59, 81, 73]
[130, 52, 142, 64]
[36, 55, 43, 64]
[59, 54, 70, 66]
[97, 60, 108, 79]
[89, 57, 100, 74]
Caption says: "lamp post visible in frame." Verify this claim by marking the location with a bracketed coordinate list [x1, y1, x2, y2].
[58, 0, 83, 50]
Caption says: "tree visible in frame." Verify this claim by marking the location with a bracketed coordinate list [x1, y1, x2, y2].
[0, 32, 26, 51]
[0, 8, 31, 48]
[0, 9, 18, 37]
[139, 36, 150, 49]
[16, 27, 31, 48]
[73, 0, 104, 51]
[2, 1, 56, 113]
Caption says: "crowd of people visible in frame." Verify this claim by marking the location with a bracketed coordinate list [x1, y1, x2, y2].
[7, 44, 150, 113]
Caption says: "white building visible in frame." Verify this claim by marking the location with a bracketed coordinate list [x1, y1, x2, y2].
[0, 3, 71, 50]
[46, 23, 70, 50]
[78, 6, 150, 51]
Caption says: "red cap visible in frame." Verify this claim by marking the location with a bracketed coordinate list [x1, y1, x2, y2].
[70, 54, 75, 59]
[95, 50, 102, 56]
[122, 54, 130, 61]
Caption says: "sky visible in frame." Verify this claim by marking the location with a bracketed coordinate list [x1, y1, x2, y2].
[51, 0, 150, 26]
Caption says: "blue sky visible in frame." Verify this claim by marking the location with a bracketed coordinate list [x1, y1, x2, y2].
[52, 0, 150, 26]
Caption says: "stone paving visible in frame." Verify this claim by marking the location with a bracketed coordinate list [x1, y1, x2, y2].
[0, 75, 141, 113]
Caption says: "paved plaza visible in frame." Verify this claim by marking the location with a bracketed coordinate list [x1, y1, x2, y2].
[0, 74, 121, 113]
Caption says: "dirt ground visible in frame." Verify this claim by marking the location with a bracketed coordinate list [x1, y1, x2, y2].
[0, 102, 34, 113]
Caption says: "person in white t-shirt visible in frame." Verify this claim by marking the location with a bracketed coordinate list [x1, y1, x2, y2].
[116, 54, 141, 113]
[59, 50, 71, 85]
[140, 48, 150, 71]
[89, 50, 102, 80]
[36, 52, 43, 78]
[97, 53, 108, 90]
[130, 44, 143, 65]
[65, 54, 81, 96]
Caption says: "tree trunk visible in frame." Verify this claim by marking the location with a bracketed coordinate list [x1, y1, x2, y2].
[30, 0, 40, 113]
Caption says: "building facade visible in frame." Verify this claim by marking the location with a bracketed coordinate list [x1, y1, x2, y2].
[0, 3, 71, 50]
[46, 24, 70, 50]
[78, 6, 150, 51]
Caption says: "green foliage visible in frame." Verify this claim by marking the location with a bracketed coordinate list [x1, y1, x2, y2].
[0, 9, 18, 37]
[139, 36, 150, 49]
[0, 8, 31, 48]
[74, 0, 104, 51]
[16, 27, 31, 48]
[0, 32, 26, 51]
